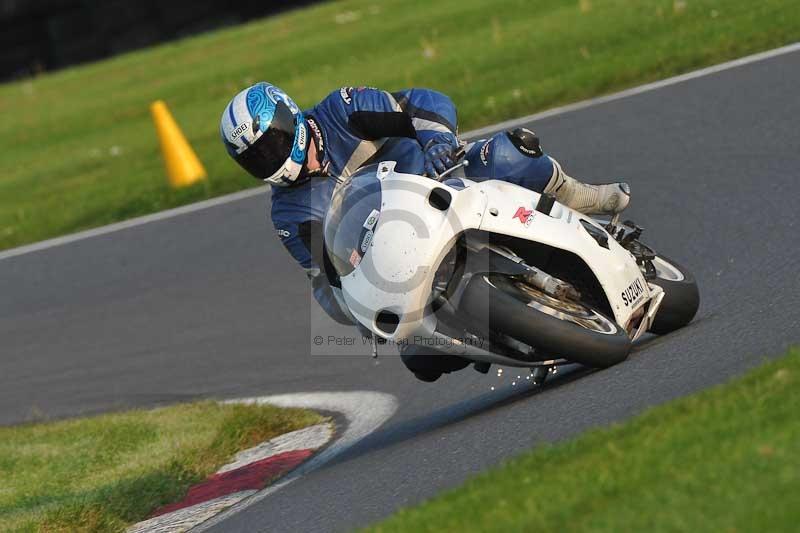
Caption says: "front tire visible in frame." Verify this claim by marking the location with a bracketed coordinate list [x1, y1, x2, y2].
[648, 255, 700, 334]
[460, 274, 631, 368]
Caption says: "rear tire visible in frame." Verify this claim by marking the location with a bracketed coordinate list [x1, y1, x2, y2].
[460, 274, 631, 368]
[648, 255, 700, 334]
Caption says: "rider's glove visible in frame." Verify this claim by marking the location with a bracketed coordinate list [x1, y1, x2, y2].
[423, 133, 459, 178]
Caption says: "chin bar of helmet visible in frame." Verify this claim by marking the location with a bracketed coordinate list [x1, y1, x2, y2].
[263, 158, 303, 186]
[262, 121, 308, 186]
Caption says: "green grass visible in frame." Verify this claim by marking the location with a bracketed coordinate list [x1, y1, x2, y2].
[0, 401, 323, 532]
[366, 347, 800, 533]
[1, 0, 799, 250]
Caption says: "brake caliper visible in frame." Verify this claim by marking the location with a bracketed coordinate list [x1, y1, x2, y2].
[607, 220, 657, 280]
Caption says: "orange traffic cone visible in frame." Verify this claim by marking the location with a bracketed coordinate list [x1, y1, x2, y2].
[150, 100, 207, 188]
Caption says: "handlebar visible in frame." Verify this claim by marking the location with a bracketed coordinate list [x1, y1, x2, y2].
[435, 145, 469, 181]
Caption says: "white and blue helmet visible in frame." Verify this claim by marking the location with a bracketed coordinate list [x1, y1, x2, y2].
[220, 82, 308, 186]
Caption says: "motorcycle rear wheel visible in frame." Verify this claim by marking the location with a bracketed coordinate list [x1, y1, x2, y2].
[460, 274, 631, 368]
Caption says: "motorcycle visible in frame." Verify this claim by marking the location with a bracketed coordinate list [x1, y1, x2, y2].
[322, 160, 699, 383]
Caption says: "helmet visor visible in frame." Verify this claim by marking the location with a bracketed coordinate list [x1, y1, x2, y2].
[235, 101, 297, 180]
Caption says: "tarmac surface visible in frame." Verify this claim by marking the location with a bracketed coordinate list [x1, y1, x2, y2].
[1, 47, 798, 532]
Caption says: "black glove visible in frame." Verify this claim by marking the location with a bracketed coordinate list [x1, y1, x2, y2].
[424, 134, 459, 178]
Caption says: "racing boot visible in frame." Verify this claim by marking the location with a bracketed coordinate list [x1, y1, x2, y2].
[544, 160, 630, 215]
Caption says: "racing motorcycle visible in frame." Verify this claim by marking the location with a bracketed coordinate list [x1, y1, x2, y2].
[322, 160, 699, 383]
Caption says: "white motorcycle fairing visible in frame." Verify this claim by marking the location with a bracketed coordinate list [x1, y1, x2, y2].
[335, 161, 663, 349]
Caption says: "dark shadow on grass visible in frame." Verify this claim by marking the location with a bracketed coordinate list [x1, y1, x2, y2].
[39, 464, 201, 529]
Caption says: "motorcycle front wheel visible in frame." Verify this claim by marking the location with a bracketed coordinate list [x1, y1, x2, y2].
[647, 255, 700, 334]
[459, 274, 631, 368]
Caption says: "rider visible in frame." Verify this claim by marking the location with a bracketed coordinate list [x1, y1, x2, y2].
[220, 82, 630, 376]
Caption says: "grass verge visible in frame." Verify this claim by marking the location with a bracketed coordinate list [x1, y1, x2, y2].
[367, 347, 800, 533]
[0, 0, 799, 250]
[0, 401, 323, 532]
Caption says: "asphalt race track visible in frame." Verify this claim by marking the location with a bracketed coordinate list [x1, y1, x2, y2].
[2, 48, 799, 531]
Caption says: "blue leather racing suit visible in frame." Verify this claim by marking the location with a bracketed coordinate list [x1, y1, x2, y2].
[270, 87, 558, 323]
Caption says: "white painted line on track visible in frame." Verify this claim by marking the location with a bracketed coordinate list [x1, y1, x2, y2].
[128, 422, 334, 533]
[464, 41, 800, 139]
[217, 423, 332, 474]
[128, 491, 257, 533]
[0, 186, 269, 261]
[192, 391, 399, 532]
[129, 391, 397, 533]
[3, 41, 798, 262]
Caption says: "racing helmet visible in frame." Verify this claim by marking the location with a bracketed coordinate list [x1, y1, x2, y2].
[220, 82, 308, 186]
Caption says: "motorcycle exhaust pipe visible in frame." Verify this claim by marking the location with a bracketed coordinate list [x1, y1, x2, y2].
[484, 245, 581, 301]
[523, 269, 581, 301]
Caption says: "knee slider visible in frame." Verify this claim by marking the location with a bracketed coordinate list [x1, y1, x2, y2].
[506, 127, 543, 158]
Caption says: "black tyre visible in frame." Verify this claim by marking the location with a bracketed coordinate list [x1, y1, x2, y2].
[460, 274, 631, 368]
[648, 255, 700, 334]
